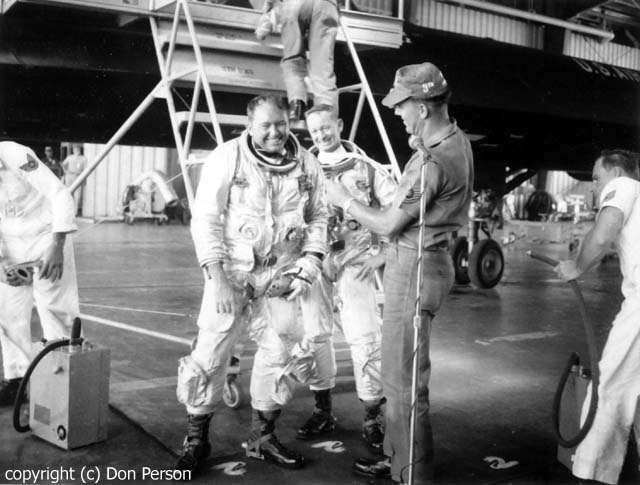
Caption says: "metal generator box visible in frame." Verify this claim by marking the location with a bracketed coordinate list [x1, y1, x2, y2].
[29, 344, 110, 449]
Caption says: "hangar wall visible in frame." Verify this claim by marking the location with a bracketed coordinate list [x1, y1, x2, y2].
[409, 0, 544, 48]
[565, 33, 640, 69]
[81, 145, 171, 219]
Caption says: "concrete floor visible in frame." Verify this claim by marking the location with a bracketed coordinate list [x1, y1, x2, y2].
[0, 221, 638, 485]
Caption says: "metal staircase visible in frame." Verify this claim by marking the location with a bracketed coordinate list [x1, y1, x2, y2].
[0, 0, 405, 202]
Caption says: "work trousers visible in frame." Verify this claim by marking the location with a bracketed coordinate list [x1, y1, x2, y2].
[0, 239, 79, 379]
[382, 244, 454, 485]
[572, 296, 640, 485]
[280, 0, 339, 108]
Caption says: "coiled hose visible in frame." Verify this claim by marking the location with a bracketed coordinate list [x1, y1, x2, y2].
[528, 251, 599, 448]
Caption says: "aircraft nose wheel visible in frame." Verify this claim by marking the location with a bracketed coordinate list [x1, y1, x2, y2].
[468, 239, 504, 289]
[451, 236, 471, 284]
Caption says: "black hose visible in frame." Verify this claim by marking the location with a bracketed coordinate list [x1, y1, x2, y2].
[13, 339, 70, 432]
[527, 251, 600, 448]
[13, 318, 83, 433]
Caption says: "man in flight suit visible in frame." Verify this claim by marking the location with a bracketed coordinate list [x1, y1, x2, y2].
[175, 95, 328, 474]
[296, 104, 397, 452]
[325, 63, 474, 484]
[556, 149, 640, 485]
[0, 142, 79, 405]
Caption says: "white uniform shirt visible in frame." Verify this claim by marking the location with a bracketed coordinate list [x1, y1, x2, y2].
[599, 176, 640, 299]
[0, 142, 77, 260]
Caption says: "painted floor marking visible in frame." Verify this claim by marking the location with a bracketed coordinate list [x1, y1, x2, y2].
[80, 313, 192, 346]
[211, 462, 247, 476]
[110, 376, 177, 393]
[475, 331, 560, 346]
[483, 456, 519, 469]
[311, 441, 346, 453]
[81, 302, 191, 317]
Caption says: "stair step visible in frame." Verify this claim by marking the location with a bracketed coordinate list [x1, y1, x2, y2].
[175, 111, 306, 131]
[176, 111, 247, 126]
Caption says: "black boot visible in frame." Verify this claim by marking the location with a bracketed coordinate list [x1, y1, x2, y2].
[288, 99, 307, 122]
[297, 389, 336, 440]
[362, 400, 384, 453]
[0, 378, 21, 406]
[244, 409, 305, 469]
[175, 413, 213, 474]
[353, 456, 391, 478]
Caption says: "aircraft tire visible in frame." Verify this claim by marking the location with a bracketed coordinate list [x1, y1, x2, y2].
[468, 239, 504, 289]
[450, 236, 470, 284]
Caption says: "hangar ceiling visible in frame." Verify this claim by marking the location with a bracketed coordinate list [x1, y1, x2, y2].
[484, 0, 640, 45]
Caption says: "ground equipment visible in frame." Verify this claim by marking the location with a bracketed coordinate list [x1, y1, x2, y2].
[13, 318, 110, 449]
[120, 170, 178, 225]
[451, 189, 505, 289]
[527, 251, 600, 469]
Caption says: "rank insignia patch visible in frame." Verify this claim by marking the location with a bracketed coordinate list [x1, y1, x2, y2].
[19, 154, 39, 172]
[404, 187, 420, 203]
[602, 190, 616, 203]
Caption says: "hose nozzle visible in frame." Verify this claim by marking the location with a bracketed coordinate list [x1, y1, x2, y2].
[69, 317, 84, 351]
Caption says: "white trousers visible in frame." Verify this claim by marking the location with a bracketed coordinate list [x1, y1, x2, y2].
[179, 266, 335, 415]
[0, 239, 79, 379]
[573, 296, 640, 484]
[306, 265, 383, 402]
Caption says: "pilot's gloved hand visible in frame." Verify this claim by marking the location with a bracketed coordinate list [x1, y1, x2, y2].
[284, 253, 322, 301]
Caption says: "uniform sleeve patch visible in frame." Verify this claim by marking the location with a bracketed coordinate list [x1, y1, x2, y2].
[602, 190, 616, 203]
[404, 187, 420, 204]
[19, 154, 39, 172]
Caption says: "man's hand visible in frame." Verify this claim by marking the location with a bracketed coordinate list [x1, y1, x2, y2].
[0, 263, 22, 287]
[205, 263, 235, 313]
[285, 277, 310, 301]
[555, 260, 581, 281]
[40, 234, 66, 282]
[354, 253, 386, 281]
[324, 178, 352, 208]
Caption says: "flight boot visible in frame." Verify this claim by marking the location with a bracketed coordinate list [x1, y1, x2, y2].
[174, 413, 213, 474]
[362, 399, 385, 454]
[0, 378, 21, 406]
[297, 389, 336, 440]
[244, 409, 305, 469]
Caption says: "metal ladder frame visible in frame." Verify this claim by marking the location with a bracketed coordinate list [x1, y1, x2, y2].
[338, 9, 402, 179]
[71, 0, 404, 205]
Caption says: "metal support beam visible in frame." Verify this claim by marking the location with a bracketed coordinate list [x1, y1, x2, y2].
[69, 85, 161, 194]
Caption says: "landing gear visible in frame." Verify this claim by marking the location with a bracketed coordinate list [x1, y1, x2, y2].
[468, 239, 504, 289]
[450, 194, 505, 289]
[451, 236, 470, 285]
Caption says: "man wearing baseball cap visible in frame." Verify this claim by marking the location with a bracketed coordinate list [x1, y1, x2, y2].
[325, 62, 474, 484]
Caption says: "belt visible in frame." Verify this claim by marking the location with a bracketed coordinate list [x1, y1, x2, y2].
[424, 240, 450, 251]
[254, 253, 278, 268]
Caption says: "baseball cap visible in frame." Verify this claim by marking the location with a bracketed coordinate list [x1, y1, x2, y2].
[381, 62, 449, 108]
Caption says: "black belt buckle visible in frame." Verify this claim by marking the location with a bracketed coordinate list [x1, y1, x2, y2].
[330, 240, 346, 251]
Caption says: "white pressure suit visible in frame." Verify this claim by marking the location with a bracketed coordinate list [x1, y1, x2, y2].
[308, 141, 397, 401]
[178, 131, 328, 414]
[572, 176, 640, 485]
[0, 142, 79, 379]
